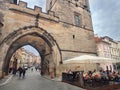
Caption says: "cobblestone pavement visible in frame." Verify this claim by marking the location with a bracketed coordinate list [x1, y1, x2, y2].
[0, 75, 13, 86]
[0, 68, 84, 90]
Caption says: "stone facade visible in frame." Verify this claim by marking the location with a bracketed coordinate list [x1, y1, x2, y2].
[0, 0, 96, 78]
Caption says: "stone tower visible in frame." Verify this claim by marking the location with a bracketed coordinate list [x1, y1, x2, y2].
[0, 0, 17, 24]
[0, 0, 97, 77]
[46, 0, 96, 58]
[46, 0, 93, 30]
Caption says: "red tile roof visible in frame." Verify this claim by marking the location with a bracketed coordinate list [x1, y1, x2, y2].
[94, 37, 101, 43]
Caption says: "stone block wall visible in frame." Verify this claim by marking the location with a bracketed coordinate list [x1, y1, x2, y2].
[0, 0, 97, 77]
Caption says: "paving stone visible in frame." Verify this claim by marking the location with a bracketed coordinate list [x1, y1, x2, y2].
[0, 69, 85, 90]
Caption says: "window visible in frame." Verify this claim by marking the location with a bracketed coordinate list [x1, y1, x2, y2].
[84, 0, 88, 7]
[74, 13, 81, 26]
[13, 0, 17, 4]
[75, 0, 78, 2]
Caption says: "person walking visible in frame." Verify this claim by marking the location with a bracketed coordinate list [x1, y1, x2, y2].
[18, 66, 23, 79]
[9, 67, 13, 74]
[35, 67, 37, 71]
[31, 68, 33, 71]
[12, 67, 17, 76]
[22, 67, 26, 78]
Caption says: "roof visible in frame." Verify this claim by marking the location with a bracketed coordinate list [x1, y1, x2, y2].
[94, 37, 110, 44]
[102, 36, 118, 44]
[94, 37, 101, 43]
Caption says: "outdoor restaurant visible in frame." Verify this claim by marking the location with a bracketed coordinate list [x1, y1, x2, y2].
[62, 55, 120, 89]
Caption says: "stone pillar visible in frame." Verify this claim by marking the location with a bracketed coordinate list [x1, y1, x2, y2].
[0, 60, 3, 78]
[49, 62, 55, 79]
[40, 49, 46, 76]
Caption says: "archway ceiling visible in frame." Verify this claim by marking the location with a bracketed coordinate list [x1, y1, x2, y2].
[11, 35, 51, 54]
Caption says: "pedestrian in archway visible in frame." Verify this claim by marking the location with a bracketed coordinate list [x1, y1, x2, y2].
[31, 68, 33, 72]
[35, 66, 37, 71]
[9, 67, 13, 74]
[22, 67, 26, 78]
[18, 66, 23, 79]
[12, 68, 17, 76]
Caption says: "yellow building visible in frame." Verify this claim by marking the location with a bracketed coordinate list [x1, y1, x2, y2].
[9, 47, 40, 69]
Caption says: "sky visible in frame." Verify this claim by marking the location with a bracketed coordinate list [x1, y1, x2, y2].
[23, 45, 39, 56]
[89, 0, 120, 41]
[19, 0, 120, 55]
[19, 0, 46, 11]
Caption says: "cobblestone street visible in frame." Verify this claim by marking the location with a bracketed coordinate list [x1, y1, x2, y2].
[0, 69, 84, 90]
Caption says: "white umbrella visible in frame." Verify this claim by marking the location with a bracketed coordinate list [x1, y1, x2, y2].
[63, 55, 119, 64]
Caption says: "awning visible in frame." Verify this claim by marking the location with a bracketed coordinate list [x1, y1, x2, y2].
[63, 55, 119, 64]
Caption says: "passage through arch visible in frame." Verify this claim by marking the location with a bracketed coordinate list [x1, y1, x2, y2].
[0, 26, 62, 77]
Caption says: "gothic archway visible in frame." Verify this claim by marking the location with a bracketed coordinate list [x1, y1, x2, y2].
[0, 26, 62, 77]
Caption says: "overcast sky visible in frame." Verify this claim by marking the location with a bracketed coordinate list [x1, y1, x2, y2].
[23, 45, 39, 56]
[20, 0, 120, 55]
[89, 0, 120, 41]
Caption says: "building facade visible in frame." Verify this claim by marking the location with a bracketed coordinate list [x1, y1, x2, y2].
[95, 36, 120, 71]
[9, 48, 40, 71]
[0, 0, 96, 77]
[101, 36, 120, 62]
[94, 36, 111, 58]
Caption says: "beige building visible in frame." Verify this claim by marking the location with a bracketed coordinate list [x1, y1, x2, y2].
[9, 47, 41, 70]
[0, 0, 96, 78]
[26, 52, 41, 66]
[34, 55, 41, 64]
[95, 36, 120, 71]
[9, 48, 23, 69]
[118, 41, 120, 47]
[94, 36, 111, 58]
[101, 36, 120, 62]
